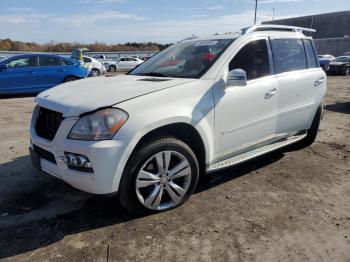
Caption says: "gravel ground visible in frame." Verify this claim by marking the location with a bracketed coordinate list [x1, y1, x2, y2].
[0, 76, 349, 262]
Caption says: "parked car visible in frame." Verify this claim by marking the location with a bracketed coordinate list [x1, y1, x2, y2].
[318, 54, 334, 71]
[82, 56, 106, 77]
[102, 57, 143, 72]
[0, 54, 88, 94]
[318, 54, 335, 60]
[327, 56, 350, 75]
[29, 25, 326, 214]
[0, 55, 7, 61]
[115, 57, 143, 71]
[103, 60, 118, 72]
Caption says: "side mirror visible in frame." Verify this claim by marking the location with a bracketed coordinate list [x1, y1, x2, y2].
[0, 64, 8, 70]
[227, 69, 247, 87]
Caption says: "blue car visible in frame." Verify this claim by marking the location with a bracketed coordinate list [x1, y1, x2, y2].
[0, 54, 88, 94]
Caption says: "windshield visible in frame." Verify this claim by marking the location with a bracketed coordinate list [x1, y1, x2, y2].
[334, 56, 350, 62]
[130, 39, 234, 78]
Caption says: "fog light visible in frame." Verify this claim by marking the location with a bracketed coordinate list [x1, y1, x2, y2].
[64, 152, 93, 173]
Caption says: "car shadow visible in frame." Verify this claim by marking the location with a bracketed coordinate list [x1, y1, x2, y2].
[0, 151, 284, 259]
[324, 102, 350, 114]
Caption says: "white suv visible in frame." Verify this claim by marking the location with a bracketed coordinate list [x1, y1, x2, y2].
[29, 25, 326, 214]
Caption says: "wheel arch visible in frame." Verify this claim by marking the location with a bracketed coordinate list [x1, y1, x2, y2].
[62, 75, 80, 83]
[132, 122, 206, 170]
[112, 121, 211, 192]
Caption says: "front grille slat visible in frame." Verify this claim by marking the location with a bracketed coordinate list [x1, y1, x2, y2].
[35, 106, 63, 141]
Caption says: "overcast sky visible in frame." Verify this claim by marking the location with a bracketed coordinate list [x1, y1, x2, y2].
[0, 0, 348, 44]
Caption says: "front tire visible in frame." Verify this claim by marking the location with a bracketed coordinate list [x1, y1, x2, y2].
[119, 137, 199, 215]
[90, 69, 100, 77]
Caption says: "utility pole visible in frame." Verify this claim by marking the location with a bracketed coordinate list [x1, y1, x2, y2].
[254, 0, 258, 24]
[272, 8, 275, 20]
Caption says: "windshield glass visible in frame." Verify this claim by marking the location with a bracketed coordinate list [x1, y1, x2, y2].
[334, 56, 350, 62]
[130, 39, 234, 78]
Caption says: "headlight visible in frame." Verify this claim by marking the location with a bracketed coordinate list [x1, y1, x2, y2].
[68, 108, 128, 140]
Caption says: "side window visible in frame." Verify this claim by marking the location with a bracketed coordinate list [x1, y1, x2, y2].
[7, 57, 37, 68]
[272, 39, 307, 73]
[303, 40, 318, 68]
[39, 56, 62, 67]
[229, 39, 270, 81]
[62, 58, 74, 65]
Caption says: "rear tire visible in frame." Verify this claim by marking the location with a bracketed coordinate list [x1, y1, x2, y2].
[118, 137, 199, 215]
[290, 104, 323, 150]
[345, 67, 350, 76]
[109, 65, 117, 72]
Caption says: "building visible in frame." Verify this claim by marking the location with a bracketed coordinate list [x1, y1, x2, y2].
[262, 11, 350, 56]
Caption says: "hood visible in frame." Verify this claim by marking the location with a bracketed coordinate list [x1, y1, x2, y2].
[36, 75, 195, 117]
[330, 62, 348, 66]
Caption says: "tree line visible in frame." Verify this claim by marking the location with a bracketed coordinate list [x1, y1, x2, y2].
[0, 39, 171, 53]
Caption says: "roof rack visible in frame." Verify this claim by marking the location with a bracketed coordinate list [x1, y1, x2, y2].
[242, 24, 316, 35]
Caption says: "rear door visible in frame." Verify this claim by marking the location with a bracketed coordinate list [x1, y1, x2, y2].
[117, 58, 128, 69]
[35, 56, 66, 91]
[0, 56, 39, 94]
[271, 38, 325, 134]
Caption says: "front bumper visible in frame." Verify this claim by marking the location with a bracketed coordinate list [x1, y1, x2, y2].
[327, 67, 346, 75]
[30, 113, 130, 194]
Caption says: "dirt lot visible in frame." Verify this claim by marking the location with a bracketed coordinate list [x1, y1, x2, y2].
[0, 76, 349, 262]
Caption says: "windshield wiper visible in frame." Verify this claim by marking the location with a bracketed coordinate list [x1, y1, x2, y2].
[139, 72, 170, 77]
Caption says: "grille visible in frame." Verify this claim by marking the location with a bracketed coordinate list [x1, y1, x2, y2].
[35, 106, 63, 141]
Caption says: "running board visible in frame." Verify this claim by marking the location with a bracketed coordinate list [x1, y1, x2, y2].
[206, 132, 307, 173]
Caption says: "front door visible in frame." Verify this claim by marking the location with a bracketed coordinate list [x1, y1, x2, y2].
[0, 56, 38, 94]
[213, 38, 279, 161]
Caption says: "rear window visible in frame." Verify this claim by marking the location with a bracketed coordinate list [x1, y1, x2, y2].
[272, 39, 307, 74]
[83, 57, 92, 63]
[39, 56, 62, 67]
[303, 40, 318, 68]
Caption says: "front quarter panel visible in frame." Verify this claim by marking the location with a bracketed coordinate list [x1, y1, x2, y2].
[110, 79, 215, 192]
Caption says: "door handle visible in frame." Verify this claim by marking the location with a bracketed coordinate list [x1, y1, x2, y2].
[265, 88, 277, 99]
[314, 77, 325, 87]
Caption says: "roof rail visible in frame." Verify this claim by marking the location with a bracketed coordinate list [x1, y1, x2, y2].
[178, 35, 199, 43]
[242, 24, 316, 34]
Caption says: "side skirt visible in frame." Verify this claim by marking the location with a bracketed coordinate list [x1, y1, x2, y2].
[206, 131, 307, 173]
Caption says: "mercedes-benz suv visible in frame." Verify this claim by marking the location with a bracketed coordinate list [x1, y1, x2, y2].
[29, 25, 326, 214]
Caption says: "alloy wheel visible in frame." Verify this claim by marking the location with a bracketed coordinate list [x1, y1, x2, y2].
[135, 150, 192, 210]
